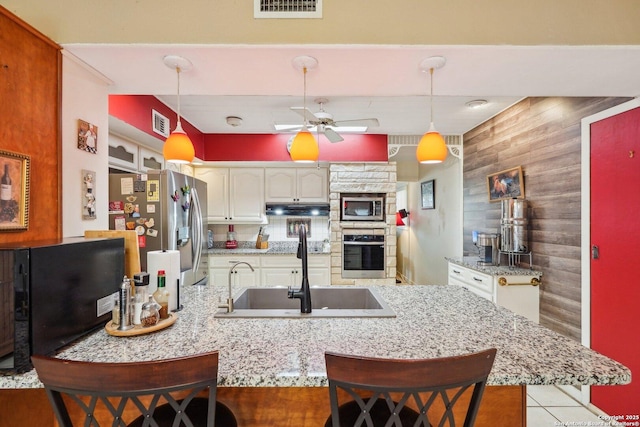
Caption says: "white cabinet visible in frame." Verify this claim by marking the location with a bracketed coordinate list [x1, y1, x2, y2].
[209, 255, 260, 288]
[265, 168, 328, 203]
[196, 168, 265, 223]
[448, 261, 540, 323]
[108, 134, 164, 172]
[261, 255, 331, 287]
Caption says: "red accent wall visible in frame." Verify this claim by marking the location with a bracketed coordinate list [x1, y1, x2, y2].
[203, 133, 388, 162]
[109, 95, 204, 158]
[109, 95, 388, 162]
[590, 106, 640, 414]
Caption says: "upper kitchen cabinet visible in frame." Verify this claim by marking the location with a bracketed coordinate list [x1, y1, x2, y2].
[195, 168, 265, 223]
[265, 168, 328, 203]
[108, 133, 164, 173]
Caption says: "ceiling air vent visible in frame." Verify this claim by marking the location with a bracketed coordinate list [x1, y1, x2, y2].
[254, 0, 322, 18]
[152, 109, 170, 138]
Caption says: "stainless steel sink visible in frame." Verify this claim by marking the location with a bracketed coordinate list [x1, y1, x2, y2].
[214, 286, 396, 318]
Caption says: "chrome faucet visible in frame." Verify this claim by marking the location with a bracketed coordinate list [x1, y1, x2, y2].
[287, 224, 312, 313]
[218, 261, 254, 313]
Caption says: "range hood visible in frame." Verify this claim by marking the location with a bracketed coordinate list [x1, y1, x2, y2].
[265, 203, 330, 217]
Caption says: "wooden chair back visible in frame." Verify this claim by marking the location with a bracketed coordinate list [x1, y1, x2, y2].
[32, 351, 228, 427]
[325, 348, 497, 427]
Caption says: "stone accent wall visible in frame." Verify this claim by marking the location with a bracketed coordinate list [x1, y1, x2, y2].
[329, 163, 397, 285]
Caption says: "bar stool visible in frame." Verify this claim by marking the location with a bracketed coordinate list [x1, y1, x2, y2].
[32, 351, 237, 427]
[324, 348, 497, 427]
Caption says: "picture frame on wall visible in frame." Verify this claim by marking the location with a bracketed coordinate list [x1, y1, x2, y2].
[0, 150, 31, 231]
[77, 119, 98, 154]
[487, 166, 525, 202]
[421, 179, 435, 209]
[82, 169, 97, 220]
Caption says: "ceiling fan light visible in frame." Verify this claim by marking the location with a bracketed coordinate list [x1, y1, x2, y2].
[163, 122, 195, 164]
[290, 130, 319, 163]
[416, 123, 448, 164]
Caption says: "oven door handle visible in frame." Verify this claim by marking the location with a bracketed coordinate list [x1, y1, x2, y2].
[343, 241, 385, 246]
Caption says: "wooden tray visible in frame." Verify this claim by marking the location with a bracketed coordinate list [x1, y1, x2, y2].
[105, 313, 177, 337]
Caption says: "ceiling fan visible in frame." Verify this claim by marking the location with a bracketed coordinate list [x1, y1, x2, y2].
[279, 98, 379, 143]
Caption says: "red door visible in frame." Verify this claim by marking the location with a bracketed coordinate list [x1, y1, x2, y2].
[590, 106, 640, 414]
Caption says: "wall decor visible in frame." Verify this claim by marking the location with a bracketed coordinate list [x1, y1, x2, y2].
[82, 169, 97, 220]
[421, 179, 435, 209]
[77, 119, 98, 153]
[487, 166, 525, 202]
[287, 218, 311, 238]
[0, 150, 30, 230]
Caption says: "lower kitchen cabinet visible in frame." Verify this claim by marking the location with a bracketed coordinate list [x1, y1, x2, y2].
[261, 255, 331, 287]
[209, 254, 331, 287]
[209, 255, 260, 288]
[447, 260, 541, 323]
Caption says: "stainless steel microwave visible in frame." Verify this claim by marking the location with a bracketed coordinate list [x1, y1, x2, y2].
[341, 195, 385, 221]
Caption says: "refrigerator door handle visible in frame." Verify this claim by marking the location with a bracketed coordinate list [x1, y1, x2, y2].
[191, 186, 203, 275]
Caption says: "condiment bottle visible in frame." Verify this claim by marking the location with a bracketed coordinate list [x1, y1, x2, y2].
[153, 270, 170, 319]
[132, 273, 150, 325]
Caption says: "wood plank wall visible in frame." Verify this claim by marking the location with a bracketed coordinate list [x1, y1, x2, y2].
[462, 97, 630, 341]
[0, 5, 61, 243]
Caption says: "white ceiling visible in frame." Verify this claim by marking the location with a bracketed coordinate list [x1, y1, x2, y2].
[65, 44, 640, 159]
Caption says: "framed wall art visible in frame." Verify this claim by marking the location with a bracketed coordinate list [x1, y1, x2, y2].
[421, 179, 435, 209]
[77, 119, 98, 154]
[0, 150, 31, 231]
[487, 166, 525, 202]
[82, 169, 97, 220]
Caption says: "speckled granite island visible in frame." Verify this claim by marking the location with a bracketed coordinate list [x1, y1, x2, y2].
[0, 284, 630, 426]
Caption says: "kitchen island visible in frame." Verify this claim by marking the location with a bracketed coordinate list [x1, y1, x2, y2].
[0, 284, 630, 426]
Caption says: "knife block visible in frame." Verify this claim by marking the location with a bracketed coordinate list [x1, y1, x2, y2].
[255, 235, 268, 249]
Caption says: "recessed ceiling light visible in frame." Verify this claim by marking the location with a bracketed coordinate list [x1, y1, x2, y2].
[465, 99, 488, 109]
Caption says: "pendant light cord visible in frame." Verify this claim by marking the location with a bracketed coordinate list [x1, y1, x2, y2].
[303, 66, 308, 127]
[429, 67, 434, 125]
[176, 66, 182, 126]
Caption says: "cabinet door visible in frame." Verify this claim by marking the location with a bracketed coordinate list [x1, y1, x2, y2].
[261, 268, 297, 287]
[139, 147, 164, 172]
[108, 135, 138, 172]
[265, 169, 297, 202]
[297, 168, 328, 202]
[308, 267, 331, 286]
[196, 168, 229, 221]
[229, 169, 264, 222]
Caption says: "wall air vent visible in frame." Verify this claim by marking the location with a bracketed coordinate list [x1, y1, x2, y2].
[254, 0, 322, 18]
[152, 109, 170, 138]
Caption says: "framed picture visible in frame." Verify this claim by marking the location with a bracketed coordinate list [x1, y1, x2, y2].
[0, 150, 31, 231]
[82, 169, 97, 220]
[77, 119, 98, 154]
[487, 166, 525, 202]
[421, 179, 435, 209]
[287, 218, 311, 238]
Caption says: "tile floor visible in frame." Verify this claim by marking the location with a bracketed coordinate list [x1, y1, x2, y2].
[527, 385, 608, 426]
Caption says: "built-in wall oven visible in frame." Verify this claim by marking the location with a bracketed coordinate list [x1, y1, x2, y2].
[342, 229, 386, 279]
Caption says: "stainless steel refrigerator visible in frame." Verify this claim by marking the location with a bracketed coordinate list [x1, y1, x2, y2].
[108, 170, 208, 286]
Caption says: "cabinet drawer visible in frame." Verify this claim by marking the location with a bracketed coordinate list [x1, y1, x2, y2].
[448, 263, 493, 294]
[209, 255, 260, 268]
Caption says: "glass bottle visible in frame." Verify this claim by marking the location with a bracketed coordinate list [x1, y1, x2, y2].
[153, 270, 170, 320]
[140, 295, 160, 327]
[132, 283, 148, 325]
[111, 294, 120, 326]
[1, 163, 12, 208]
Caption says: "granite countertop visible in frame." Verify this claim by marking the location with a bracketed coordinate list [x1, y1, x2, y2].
[447, 256, 543, 277]
[1, 284, 629, 389]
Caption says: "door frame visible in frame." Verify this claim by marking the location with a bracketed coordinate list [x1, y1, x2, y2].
[579, 97, 640, 406]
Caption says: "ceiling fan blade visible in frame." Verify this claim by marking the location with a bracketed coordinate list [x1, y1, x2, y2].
[274, 123, 304, 132]
[290, 107, 319, 123]
[333, 118, 380, 127]
[323, 127, 344, 143]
